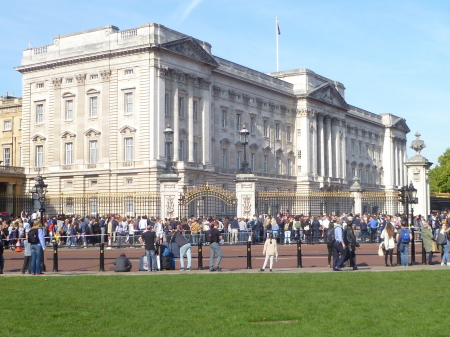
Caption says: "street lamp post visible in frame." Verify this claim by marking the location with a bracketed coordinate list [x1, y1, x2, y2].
[163, 124, 176, 174]
[239, 125, 251, 174]
[30, 172, 48, 271]
[406, 182, 417, 265]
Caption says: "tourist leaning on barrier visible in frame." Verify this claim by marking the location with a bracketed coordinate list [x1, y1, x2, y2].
[171, 228, 192, 271]
[380, 223, 395, 267]
[259, 233, 278, 272]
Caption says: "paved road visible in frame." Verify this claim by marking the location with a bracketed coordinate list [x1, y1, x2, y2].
[1, 241, 436, 275]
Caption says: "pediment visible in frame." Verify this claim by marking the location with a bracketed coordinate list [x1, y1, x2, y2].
[275, 148, 284, 154]
[262, 145, 272, 153]
[84, 128, 101, 137]
[119, 125, 137, 134]
[307, 83, 348, 110]
[62, 92, 76, 98]
[220, 138, 231, 147]
[392, 118, 410, 133]
[161, 37, 219, 67]
[249, 143, 259, 151]
[31, 134, 46, 142]
[61, 131, 76, 139]
[287, 150, 294, 156]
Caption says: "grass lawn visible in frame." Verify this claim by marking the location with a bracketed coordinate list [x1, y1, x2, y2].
[3, 270, 448, 336]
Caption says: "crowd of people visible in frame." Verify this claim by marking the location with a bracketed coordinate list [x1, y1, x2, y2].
[1, 209, 450, 274]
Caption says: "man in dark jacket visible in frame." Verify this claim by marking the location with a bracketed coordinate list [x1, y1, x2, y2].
[344, 221, 360, 270]
[114, 253, 132, 272]
[170, 229, 192, 271]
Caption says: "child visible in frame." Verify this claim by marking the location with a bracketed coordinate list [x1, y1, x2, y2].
[21, 233, 31, 274]
[259, 233, 278, 272]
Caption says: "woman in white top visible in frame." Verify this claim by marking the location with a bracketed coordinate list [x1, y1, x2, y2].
[380, 223, 396, 266]
[259, 233, 278, 272]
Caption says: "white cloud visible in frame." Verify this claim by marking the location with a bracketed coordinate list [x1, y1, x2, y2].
[180, 0, 203, 22]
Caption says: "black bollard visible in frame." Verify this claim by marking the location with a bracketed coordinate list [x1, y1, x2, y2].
[422, 240, 426, 264]
[41, 247, 46, 272]
[397, 246, 401, 266]
[198, 241, 203, 270]
[410, 228, 415, 265]
[246, 241, 252, 269]
[52, 242, 59, 272]
[297, 239, 303, 268]
[99, 243, 105, 272]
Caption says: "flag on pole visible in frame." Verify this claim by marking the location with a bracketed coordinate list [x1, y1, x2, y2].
[277, 22, 281, 35]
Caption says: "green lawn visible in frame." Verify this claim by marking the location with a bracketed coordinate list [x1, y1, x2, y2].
[3, 270, 448, 336]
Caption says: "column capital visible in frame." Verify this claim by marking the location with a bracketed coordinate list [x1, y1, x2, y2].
[52, 77, 62, 89]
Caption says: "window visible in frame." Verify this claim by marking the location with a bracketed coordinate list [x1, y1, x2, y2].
[90, 198, 98, 215]
[193, 142, 198, 162]
[287, 159, 292, 175]
[66, 78, 73, 84]
[124, 92, 133, 114]
[3, 148, 10, 166]
[237, 151, 241, 170]
[36, 145, 43, 167]
[66, 181, 73, 188]
[286, 126, 291, 142]
[221, 110, 227, 128]
[250, 117, 255, 134]
[276, 157, 281, 174]
[125, 69, 133, 75]
[124, 138, 133, 162]
[90, 180, 98, 187]
[193, 100, 198, 121]
[179, 140, 184, 161]
[90, 97, 98, 118]
[358, 143, 362, 155]
[221, 149, 227, 169]
[263, 155, 268, 173]
[65, 142, 73, 165]
[90, 74, 98, 80]
[36, 104, 44, 124]
[351, 140, 355, 155]
[352, 168, 356, 178]
[4, 121, 11, 131]
[165, 94, 170, 116]
[251, 153, 255, 171]
[36, 83, 44, 88]
[125, 197, 134, 215]
[89, 140, 98, 164]
[65, 100, 73, 121]
[126, 178, 133, 185]
[236, 114, 241, 131]
[178, 97, 184, 118]
[275, 123, 280, 140]
[263, 120, 268, 137]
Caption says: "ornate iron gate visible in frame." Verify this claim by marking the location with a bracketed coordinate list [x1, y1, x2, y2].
[178, 183, 237, 219]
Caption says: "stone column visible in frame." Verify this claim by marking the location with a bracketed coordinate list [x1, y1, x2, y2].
[201, 78, 211, 166]
[341, 126, 346, 180]
[235, 174, 258, 218]
[317, 114, 325, 177]
[172, 86, 179, 161]
[332, 118, 340, 178]
[325, 116, 332, 177]
[349, 177, 362, 215]
[382, 128, 395, 189]
[187, 75, 195, 163]
[159, 173, 181, 220]
[297, 109, 311, 177]
[311, 113, 317, 176]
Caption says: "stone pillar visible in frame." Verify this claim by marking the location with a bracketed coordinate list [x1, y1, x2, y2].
[332, 118, 340, 178]
[201, 78, 211, 166]
[325, 116, 332, 177]
[349, 177, 362, 215]
[382, 128, 395, 189]
[297, 109, 311, 177]
[311, 114, 317, 176]
[235, 174, 258, 218]
[187, 75, 195, 163]
[317, 114, 325, 177]
[159, 173, 181, 220]
[172, 86, 179, 161]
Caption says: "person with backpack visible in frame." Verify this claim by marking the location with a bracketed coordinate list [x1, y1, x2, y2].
[396, 221, 412, 267]
[421, 224, 435, 265]
[28, 219, 46, 275]
[207, 222, 223, 271]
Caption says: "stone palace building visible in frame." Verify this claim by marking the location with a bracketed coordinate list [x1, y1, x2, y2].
[14, 23, 410, 216]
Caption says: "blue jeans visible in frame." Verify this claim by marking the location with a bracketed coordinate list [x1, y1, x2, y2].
[191, 234, 199, 244]
[145, 249, 158, 271]
[442, 243, 450, 264]
[179, 243, 192, 269]
[209, 242, 222, 269]
[400, 243, 409, 266]
[30, 244, 43, 274]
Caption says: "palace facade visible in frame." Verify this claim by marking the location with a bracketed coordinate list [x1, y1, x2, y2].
[15, 23, 409, 201]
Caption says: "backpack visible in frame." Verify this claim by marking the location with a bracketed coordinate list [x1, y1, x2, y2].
[326, 227, 335, 244]
[205, 230, 213, 243]
[284, 222, 290, 231]
[162, 247, 171, 257]
[400, 229, 410, 243]
[28, 228, 39, 244]
[437, 233, 447, 245]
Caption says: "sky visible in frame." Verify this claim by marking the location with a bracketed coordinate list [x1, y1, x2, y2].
[0, 0, 448, 167]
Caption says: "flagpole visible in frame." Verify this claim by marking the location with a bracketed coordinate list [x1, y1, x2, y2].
[276, 17, 279, 72]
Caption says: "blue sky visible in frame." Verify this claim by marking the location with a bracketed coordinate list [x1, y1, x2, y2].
[1, 0, 448, 166]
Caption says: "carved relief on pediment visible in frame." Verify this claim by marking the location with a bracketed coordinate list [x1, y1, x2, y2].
[161, 37, 219, 67]
[309, 83, 348, 110]
[61, 131, 76, 140]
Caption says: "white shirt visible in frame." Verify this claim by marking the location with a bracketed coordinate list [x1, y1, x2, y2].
[138, 219, 147, 230]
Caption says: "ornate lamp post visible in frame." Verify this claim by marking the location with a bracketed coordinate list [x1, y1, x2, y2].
[239, 125, 251, 174]
[163, 124, 176, 174]
[406, 182, 418, 227]
[30, 172, 48, 271]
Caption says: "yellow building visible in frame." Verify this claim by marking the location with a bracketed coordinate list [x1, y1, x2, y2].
[0, 94, 25, 215]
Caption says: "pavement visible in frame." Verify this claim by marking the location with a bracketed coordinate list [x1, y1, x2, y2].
[1, 241, 446, 276]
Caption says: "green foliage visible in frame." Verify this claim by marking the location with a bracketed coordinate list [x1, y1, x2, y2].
[429, 148, 450, 192]
[2, 271, 450, 336]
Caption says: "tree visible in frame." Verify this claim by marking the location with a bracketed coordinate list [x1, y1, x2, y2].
[429, 148, 450, 193]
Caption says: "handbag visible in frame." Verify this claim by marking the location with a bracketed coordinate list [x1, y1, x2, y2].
[431, 241, 440, 253]
[378, 243, 385, 256]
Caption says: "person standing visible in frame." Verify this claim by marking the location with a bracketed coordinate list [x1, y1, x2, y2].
[439, 223, 450, 266]
[115, 221, 125, 248]
[333, 220, 347, 271]
[396, 221, 412, 267]
[139, 225, 158, 271]
[28, 219, 46, 275]
[421, 224, 434, 265]
[259, 233, 278, 272]
[208, 222, 223, 271]
[368, 216, 378, 243]
[344, 221, 360, 270]
[230, 217, 239, 244]
[171, 228, 192, 271]
[21, 232, 31, 274]
[380, 223, 396, 266]
[0, 227, 4, 274]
